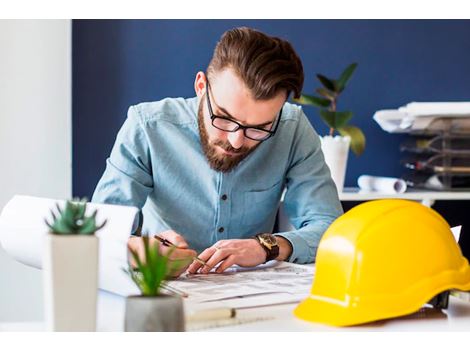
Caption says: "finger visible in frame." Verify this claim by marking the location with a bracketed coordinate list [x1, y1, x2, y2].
[200, 248, 230, 274]
[186, 247, 217, 274]
[169, 257, 194, 278]
[215, 255, 237, 274]
[159, 230, 189, 249]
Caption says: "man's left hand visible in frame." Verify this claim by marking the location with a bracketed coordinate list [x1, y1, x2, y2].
[186, 239, 266, 274]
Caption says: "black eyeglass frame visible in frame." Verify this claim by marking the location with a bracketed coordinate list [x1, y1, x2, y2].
[205, 81, 282, 142]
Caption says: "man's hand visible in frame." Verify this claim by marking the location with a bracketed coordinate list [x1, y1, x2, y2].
[186, 238, 267, 275]
[127, 230, 197, 278]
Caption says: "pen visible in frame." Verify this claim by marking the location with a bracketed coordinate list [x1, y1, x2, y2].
[154, 235, 207, 266]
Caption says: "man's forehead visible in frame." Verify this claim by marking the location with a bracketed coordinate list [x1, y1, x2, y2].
[209, 70, 285, 125]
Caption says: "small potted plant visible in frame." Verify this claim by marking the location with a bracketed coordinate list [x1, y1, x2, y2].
[44, 198, 107, 331]
[124, 236, 189, 332]
[294, 63, 366, 192]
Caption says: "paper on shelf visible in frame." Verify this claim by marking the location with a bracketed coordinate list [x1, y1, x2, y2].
[399, 102, 470, 117]
[373, 102, 470, 133]
[0, 195, 140, 296]
[358, 175, 407, 194]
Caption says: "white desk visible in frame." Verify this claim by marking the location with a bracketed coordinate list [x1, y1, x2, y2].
[340, 187, 470, 207]
[4, 290, 469, 332]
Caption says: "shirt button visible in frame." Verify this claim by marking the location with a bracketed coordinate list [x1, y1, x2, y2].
[218, 227, 225, 233]
[221, 194, 228, 201]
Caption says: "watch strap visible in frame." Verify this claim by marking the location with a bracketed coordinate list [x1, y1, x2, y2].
[254, 234, 279, 263]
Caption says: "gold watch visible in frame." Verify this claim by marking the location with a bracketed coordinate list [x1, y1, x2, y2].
[254, 233, 279, 263]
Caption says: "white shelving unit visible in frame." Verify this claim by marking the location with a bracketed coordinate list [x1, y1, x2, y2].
[340, 187, 470, 207]
[278, 188, 470, 231]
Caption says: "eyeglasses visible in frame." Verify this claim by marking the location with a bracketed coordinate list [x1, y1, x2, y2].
[205, 81, 282, 142]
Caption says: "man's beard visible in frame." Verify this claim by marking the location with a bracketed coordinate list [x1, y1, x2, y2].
[197, 98, 259, 173]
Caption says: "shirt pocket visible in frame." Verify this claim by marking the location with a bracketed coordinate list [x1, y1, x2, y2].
[242, 180, 283, 228]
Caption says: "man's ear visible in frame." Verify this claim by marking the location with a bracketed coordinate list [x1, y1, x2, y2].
[194, 71, 207, 98]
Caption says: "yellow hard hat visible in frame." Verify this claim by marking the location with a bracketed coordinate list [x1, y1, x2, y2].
[294, 199, 470, 327]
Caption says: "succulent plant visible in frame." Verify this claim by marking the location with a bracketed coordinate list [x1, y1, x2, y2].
[294, 62, 366, 156]
[125, 236, 189, 296]
[45, 198, 107, 235]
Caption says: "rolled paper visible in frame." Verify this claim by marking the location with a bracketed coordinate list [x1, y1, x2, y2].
[357, 175, 407, 194]
[0, 195, 140, 296]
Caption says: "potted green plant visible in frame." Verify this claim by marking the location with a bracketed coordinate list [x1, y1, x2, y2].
[44, 199, 106, 331]
[294, 63, 366, 192]
[124, 236, 189, 332]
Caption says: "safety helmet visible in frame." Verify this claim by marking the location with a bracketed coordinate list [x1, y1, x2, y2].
[294, 199, 470, 327]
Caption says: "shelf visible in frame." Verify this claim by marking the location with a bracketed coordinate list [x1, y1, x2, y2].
[340, 187, 470, 206]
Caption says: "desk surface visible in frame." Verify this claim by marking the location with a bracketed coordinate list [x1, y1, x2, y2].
[1, 291, 470, 332]
[98, 291, 470, 332]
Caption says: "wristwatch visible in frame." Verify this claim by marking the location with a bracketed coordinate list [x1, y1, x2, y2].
[254, 233, 279, 263]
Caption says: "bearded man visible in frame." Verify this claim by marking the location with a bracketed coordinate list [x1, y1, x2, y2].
[92, 27, 343, 276]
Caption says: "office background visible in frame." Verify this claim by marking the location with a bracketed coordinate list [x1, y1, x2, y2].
[73, 19, 470, 255]
[1, 20, 469, 321]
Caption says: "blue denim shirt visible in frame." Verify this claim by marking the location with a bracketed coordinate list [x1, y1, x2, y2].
[92, 97, 343, 263]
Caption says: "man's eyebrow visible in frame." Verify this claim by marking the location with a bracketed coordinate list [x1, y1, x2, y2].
[217, 105, 275, 128]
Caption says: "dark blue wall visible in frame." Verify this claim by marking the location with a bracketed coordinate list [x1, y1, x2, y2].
[73, 20, 470, 255]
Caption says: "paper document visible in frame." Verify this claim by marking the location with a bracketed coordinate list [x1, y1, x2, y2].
[167, 261, 315, 309]
[0, 195, 140, 296]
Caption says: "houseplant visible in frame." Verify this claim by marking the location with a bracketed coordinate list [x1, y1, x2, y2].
[43, 198, 106, 331]
[124, 236, 188, 331]
[294, 63, 366, 192]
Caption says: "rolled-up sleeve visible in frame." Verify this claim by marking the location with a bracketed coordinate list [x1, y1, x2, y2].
[91, 106, 154, 231]
[274, 111, 343, 264]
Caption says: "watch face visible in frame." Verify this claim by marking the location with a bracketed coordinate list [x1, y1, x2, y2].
[258, 234, 277, 248]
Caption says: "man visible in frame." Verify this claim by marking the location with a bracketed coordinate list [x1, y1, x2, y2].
[92, 27, 343, 276]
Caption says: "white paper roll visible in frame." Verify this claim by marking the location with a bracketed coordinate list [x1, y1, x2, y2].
[357, 175, 407, 194]
[0, 195, 140, 296]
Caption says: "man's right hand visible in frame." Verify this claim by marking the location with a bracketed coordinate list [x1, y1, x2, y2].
[127, 230, 197, 278]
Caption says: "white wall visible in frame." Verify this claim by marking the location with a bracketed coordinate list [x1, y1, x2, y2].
[0, 20, 71, 321]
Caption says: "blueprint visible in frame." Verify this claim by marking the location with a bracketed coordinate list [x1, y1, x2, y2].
[166, 261, 315, 308]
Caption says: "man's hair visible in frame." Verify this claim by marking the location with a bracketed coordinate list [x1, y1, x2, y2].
[207, 27, 304, 100]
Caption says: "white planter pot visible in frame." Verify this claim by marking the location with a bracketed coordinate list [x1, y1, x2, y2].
[43, 234, 99, 331]
[320, 135, 351, 193]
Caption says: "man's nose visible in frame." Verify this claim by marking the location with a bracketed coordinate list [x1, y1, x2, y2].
[227, 129, 245, 150]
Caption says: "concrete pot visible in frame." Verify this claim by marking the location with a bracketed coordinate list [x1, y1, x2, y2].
[43, 234, 99, 331]
[320, 135, 351, 193]
[125, 294, 185, 332]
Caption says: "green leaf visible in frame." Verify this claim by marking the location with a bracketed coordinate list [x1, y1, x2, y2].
[335, 111, 354, 128]
[293, 94, 330, 108]
[316, 74, 338, 92]
[76, 203, 87, 219]
[337, 63, 358, 92]
[95, 219, 107, 232]
[315, 88, 336, 100]
[77, 218, 96, 234]
[124, 236, 187, 296]
[319, 110, 353, 129]
[337, 125, 366, 156]
[319, 110, 337, 129]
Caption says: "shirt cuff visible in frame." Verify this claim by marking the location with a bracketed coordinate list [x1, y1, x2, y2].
[274, 231, 317, 264]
